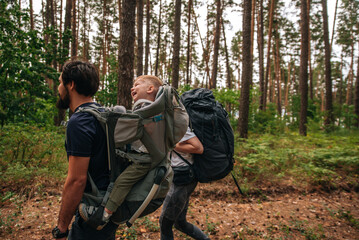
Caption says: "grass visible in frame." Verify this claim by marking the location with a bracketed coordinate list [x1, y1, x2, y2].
[0, 124, 67, 197]
[1, 124, 358, 197]
[234, 130, 359, 193]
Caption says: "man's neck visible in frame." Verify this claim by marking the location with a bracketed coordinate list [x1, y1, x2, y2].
[69, 94, 94, 112]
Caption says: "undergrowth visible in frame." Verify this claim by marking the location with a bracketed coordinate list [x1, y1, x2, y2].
[233, 129, 359, 193]
[0, 124, 67, 197]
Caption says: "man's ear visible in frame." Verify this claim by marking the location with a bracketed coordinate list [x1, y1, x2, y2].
[69, 81, 76, 91]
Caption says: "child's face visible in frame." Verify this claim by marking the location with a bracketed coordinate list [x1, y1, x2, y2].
[131, 79, 152, 103]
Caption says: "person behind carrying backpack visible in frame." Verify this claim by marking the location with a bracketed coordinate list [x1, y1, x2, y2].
[79, 75, 163, 230]
[159, 127, 211, 240]
[52, 60, 119, 240]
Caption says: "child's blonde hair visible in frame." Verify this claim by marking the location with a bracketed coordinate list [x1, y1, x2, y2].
[135, 75, 163, 91]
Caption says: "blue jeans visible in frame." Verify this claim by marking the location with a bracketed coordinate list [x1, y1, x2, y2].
[68, 213, 118, 240]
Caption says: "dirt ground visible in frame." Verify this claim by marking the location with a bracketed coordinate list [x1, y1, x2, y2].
[1, 178, 359, 240]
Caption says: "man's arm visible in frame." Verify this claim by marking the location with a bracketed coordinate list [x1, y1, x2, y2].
[56, 156, 90, 236]
[174, 136, 204, 154]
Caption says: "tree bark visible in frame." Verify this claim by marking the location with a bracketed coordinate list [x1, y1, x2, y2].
[355, 44, 359, 128]
[209, 0, 221, 89]
[171, 0, 181, 89]
[71, 0, 77, 59]
[299, 0, 309, 136]
[322, 0, 333, 130]
[330, 0, 339, 51]
[154, 0, 162, 76]
[29, 0, 34, 30]
[186, 0, 192, 85]
[264, 0, 275, 110]
[137, 0, 144, 77]
[238, 0, 252, 139]
[275, 24, 281, 116]
[62, 0, 72, 63]
[308, 0, 313, 100]
[222, 18, 231, 89]
[258, 0, 265, 110]
[250, 0, 256, 84]
[144, 0, 150, 75]
[102, 0, 108, 79]
[346, 41, 355, 106]
[284, 60, 291, 115]
[117, 0, 136, 109]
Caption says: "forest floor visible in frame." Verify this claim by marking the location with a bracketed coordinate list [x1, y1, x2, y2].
[1, 177, 359, 240]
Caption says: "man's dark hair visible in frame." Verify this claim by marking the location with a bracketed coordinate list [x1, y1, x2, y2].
[61, 60, 100, 97]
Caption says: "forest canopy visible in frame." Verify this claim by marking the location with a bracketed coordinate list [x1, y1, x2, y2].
[0, 0, 358, 136]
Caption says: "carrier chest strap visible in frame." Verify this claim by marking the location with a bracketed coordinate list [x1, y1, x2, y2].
[142, 114, 164, 125]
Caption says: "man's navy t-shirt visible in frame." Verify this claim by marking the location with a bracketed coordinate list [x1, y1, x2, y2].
[66, 102, 109, 192]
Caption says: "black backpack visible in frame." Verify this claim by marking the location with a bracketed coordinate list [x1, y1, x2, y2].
[180, 88, 234, 183]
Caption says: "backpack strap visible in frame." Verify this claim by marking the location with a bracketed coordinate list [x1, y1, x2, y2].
[172, 150, 193, 166]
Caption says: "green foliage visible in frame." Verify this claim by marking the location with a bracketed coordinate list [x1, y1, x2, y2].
[234, 130, 359, 192]
[116, 224, 138, 239]
[0, 1, 59, 126]
[249, 102, 286, 134]
[96, 54, 119, 106]
[0, 124, 67, 190]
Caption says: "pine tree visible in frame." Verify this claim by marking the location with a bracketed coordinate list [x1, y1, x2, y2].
[209, 0, 221, 89]
[136, 0, 144, 77]
[238, 0, 252, 138]
[322, 0, 333, 130]
[117, 0, 136, 108]
[171, 0, 181, 88]
[299, 0, 309, 136]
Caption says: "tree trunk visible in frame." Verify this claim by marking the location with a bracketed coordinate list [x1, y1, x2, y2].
[258, 0, 265, 110]
[137, 0, 144, 77]
[355, 44, 359, 128]
[56, 0, 72, 125]
[171, 0, 181, 89]
[59, 0, 63, 59]
[250, 0, 256, 84]
[50, 0, 57, 70]
[264, 0, 275, 110]
[45, 0, 50, 47]
[330, 0, 339, 50]
[154, 0, 162, 76]
[193, 5, 210, 86]
[186, 0, 192, 85]
[238, 0, 252, 139]
[29, 0, 34, 30]
[117, 0, 136, 109]
[222, 18, 231, 89]
[222, 16, 232, 113]
[275, 25, 281, 116]
[284, 60, 291, 115]
[346, 42, 355, 106]
[102, 0, 108, 79]
[308, 0, 313, 100]
[299, 0, 309, 136]
[322, 0, 333, 130]
[209, 0, 221, 89]
[82, 0, 88, 59]
[144, 0, 150, 75]
[71, 0, 77, 59]
[63, 0, 72, 63]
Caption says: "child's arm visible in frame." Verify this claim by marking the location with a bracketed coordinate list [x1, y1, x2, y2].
[174, 136, 203, 154]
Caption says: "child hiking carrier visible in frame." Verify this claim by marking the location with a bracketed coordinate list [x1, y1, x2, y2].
[76, 85, 188, 228]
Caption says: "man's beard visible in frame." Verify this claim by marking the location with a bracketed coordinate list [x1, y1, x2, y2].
[56, 89, 70, 110]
